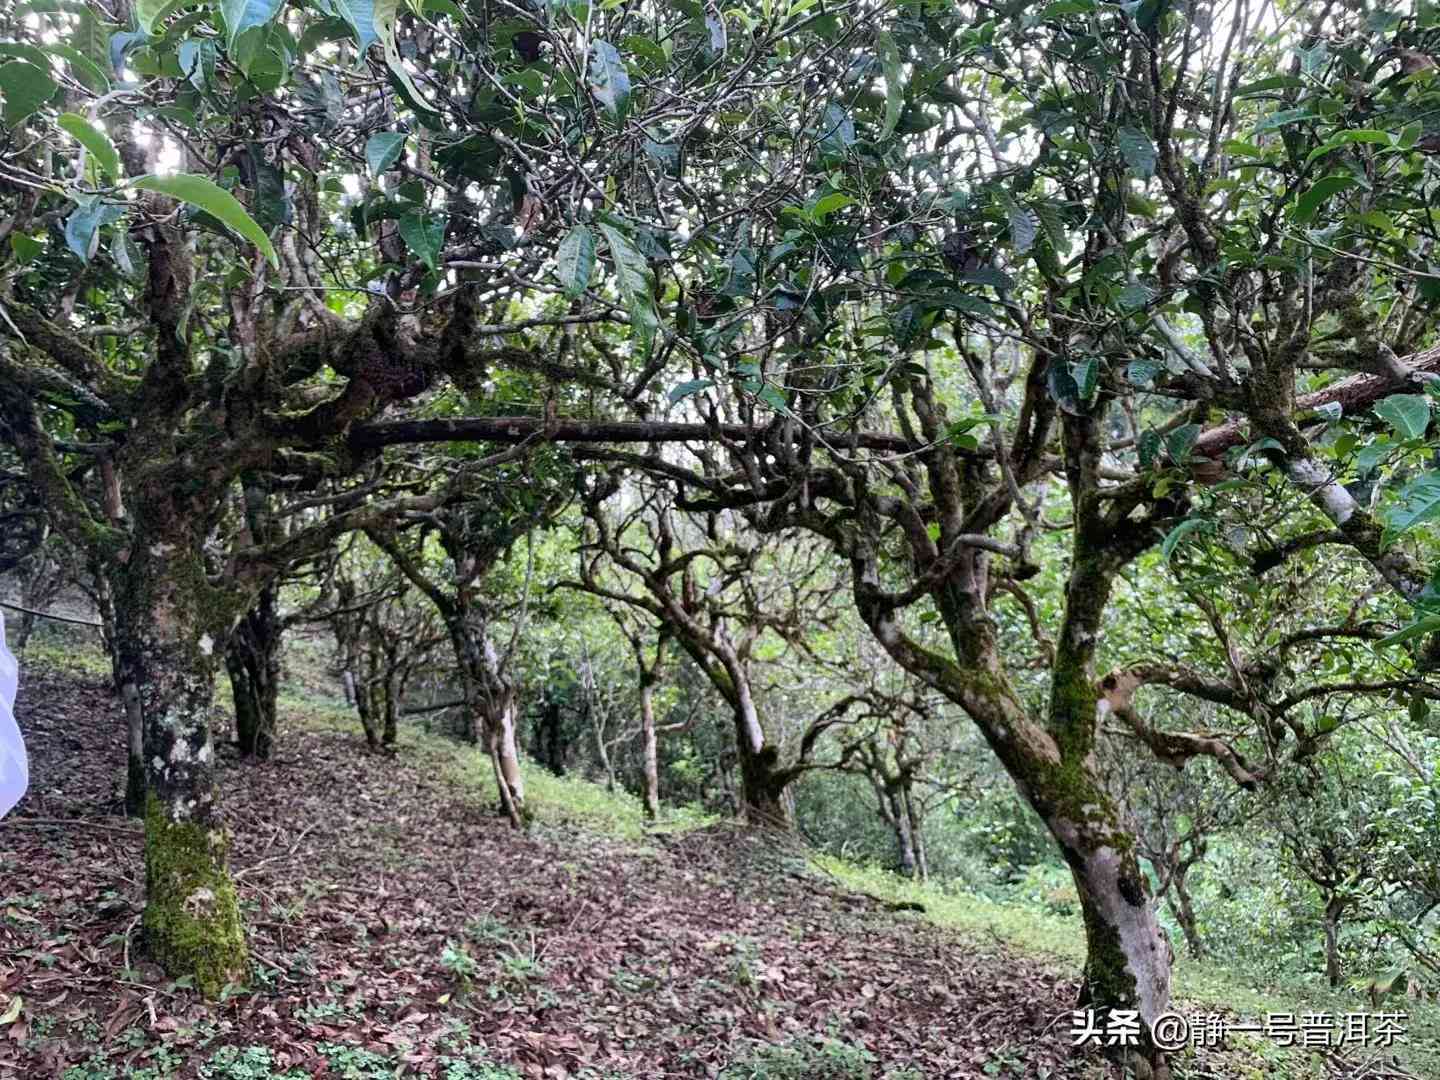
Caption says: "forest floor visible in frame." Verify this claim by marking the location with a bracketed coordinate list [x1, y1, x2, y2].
[1, 647, 1436, 1080]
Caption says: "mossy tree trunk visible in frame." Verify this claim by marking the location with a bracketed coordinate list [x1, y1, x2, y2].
[114, 537, 247, 999]
[225, 581, 280, 760]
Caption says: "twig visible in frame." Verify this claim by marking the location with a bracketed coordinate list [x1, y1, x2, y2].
[0, 817, 141, 834]
[0, 599, 103, 628]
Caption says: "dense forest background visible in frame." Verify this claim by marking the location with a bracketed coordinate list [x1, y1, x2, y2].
[4, 0, 1440, 1076]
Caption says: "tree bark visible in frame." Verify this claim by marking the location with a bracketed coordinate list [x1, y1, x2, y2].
[114, 543, 247, 999]
[1323, 895, 1346, 989]
[121, 673, 145, 818]
[893, 789, 918, 878]
[225, 582, 280, 760]
[640, 672, 660, 819]
[448, 610, 525, 825]
[1166, 863, 1205, 961]
[535, 693, 566, 776]
[382, 669, 399, 748]
[731, 687, 792, 827]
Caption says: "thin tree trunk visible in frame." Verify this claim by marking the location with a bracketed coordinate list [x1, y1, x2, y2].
[640, 675, 660, 820]
[382, 672, 399, 748]
[1167, 864, 1205, 960]
[121, 673, 145, 818]
[536, 694, 565, 776]
[226, 583, 280, 760]
[893, 789, 917, 877]
[1323, 895, 1345, 988]
[903, 785, 927, 882]
[449, 611, 525, 825]
[355, 680, 382, 750]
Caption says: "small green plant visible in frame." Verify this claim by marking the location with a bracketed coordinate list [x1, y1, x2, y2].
[980, 1044, 1026, 1076]
[463, 914, 515, 945]
[440, 940, 481, 987]
[62, 1056, 118, 1080]
[199, 1045, 308, 1080]
[437, 1056, 523, 1080]
[318, 1043, 395, 1080]
[724, 935, 762, 991]
[720, 1036, 876, 1080]
[499, 950, 545, 984]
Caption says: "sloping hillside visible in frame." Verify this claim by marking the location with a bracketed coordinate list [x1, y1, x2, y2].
[0, 658, 1428, 1079]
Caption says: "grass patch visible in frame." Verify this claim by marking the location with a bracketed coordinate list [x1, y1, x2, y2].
[420, 721, 714, 842]
[19, 634, 111, 678]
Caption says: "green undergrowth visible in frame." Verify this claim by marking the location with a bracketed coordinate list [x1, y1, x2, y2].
[817, 858, 1440, 1078]
[17, 632, 112, 678]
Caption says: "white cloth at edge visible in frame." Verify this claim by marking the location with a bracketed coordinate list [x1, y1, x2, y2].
[0, 610, 27, 817]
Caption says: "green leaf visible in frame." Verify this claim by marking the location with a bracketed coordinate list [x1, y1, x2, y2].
[1161, 518, 1214, 562]
[817, 103, 855, 154]
[1291, 175, 1360, 224]
[0, 60, 56, 128]
[1126, 359, 1162, 387]
[1379, 615, 1440, 649]
[375, 0, 439, 123]
[756, 382, 788, 412]
[9, 233, 43, 264]
[135, 0, 180, 35]
[555, 224, 596, 299]
[598, 221, 657, 351]
[1409, 692, 1430, 726]
[1117, 126, 1156, 178]
[669, 378, 715, 404]
[1166, 423, 1201, 464]
[1116, 283, 1153, 311]
[810, 192, 853, 223]
[876, 30, 903, 139]
[131, 173, 278, 268]
[365, 131, 407, 175]
[1235, 75, 1306, 97]
[45, 44, 109, 94]
[222, 0, 285, 51]
[64, 197, 123, 262]
[1375, 394, 1431, 441]
[588, 40, 631, 122]
[398, 209, 444, 270]
[1304, 128, 1393, 165]
[1383, 474, 1440, 546]
[1138, 430, 1162, 469]
[1071, 357, 1099, 403]
[1254, 107, 1319, 133]
[334, 0, 381, 51]
[57, 113, 121, 182]
[1009, 204, 1038, 254]
[1047, 359, 1082, 415]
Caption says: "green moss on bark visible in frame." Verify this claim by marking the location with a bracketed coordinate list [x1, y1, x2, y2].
[142, 795, 248, 998]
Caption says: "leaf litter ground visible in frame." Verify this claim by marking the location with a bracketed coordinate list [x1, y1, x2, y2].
[0, 661, 1420, 1079]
